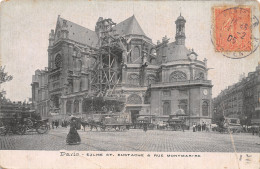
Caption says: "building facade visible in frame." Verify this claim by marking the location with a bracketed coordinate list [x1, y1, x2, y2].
[31, 69, 49, 118]
[213, 64, 260, 125]
[32, 14, 213, 125]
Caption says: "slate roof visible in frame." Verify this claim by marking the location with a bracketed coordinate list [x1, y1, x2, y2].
[54, 15, 146, 47]
[113, 15, 146, 36]
[55, 17, 99, 47]
[165, 42, 191, 61]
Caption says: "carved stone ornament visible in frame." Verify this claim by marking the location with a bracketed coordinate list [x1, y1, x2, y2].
[147, 74, 157, 84]
[170, 71, 187, 82]
[127, 94, 142, 104]
[195, 72, 205, 80]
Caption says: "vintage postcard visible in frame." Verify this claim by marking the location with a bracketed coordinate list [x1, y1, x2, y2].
[0, 0, 259, 168]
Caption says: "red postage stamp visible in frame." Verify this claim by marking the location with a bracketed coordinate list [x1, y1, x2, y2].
[214, 7, 252, 52]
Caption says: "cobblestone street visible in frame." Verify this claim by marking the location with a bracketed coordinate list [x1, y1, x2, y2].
[1, 127, 260, 152]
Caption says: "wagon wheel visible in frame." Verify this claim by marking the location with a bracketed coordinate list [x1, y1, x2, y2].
[120, 126, 126, 131]
[25, 118, 34, 130]
[115, 126, 120, 131]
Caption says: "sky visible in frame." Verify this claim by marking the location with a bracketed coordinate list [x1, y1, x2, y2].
[0, 0, 259, 101]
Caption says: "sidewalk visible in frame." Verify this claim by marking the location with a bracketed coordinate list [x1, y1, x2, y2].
[0, 136, 15, 150]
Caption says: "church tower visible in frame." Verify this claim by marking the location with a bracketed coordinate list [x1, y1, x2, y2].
[175, 14, 186, 45]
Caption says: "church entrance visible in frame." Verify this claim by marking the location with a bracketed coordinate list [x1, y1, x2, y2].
[130, 110, 140, 124]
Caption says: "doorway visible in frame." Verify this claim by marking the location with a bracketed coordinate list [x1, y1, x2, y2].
[131, 110, 140, 124]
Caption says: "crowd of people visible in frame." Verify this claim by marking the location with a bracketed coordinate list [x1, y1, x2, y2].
[192, 122, 210, 132]
[51, 120, 70, 129]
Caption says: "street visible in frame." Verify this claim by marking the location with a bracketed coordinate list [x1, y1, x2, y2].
[1, 127, 260, 152]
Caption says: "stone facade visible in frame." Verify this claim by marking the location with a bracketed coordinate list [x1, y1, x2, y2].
[31, 69, 49, 118]
[32, 14, 213, 126]
[213, 64, 260, 125]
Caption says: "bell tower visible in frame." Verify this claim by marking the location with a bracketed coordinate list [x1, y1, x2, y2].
[175, 13, 186, 45]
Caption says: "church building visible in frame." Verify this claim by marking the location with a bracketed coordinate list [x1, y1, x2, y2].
[32, 14, 213, 125]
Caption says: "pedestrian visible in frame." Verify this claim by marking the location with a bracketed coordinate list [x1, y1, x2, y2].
[193, 124, 196, 132]
[66, 117, 81, 145]
[55, 120, 59, 128]
[202, 123, 206, 131]
[205, 123, 210, 132]
[198, 124, 201, 131]
[52, 121, 55, 129]
[143, 123, 148, 132]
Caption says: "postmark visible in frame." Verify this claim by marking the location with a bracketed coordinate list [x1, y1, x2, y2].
[212, 6, 259, 59]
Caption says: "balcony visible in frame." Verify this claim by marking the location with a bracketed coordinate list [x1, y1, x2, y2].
[151, 80, 212, 88]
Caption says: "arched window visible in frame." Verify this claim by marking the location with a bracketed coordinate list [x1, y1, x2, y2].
[55, 54, 62, 68]
[53, 95, 59, 108]
[80, 79, 83, 91]
[179, 100, 187, 114]
[147, 75, 157, 85]
[202, 101, 209, 116]
[76, 60, 82, 72]
[131, 46, 141, 63]
[74, 100, 79, 113]
[66, 100, 72, 114]
[163, 102, 171, 115]
[170, 71, 187, 82]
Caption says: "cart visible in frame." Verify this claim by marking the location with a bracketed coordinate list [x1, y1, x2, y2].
[87, 113, 131, 131]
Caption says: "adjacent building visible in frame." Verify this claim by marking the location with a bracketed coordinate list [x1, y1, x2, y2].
[31, 69, 49, 118]
[32, 14, 213, 126]
[213, 64, 260, 125]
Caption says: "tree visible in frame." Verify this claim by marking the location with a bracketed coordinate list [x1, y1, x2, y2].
[0, 66, 13, 102]
[216, 115, 225, 129]
[0, 66, 13, 84]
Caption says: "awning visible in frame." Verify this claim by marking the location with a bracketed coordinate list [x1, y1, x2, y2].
[255, 107, 260, 111]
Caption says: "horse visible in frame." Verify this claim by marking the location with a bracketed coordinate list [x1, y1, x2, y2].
[80, 119, 102, 131]
[80, 121, 89, 132]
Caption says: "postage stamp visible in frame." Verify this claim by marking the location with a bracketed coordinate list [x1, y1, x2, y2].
[213, 6, 259, 59]
[214, 7, 251, 52]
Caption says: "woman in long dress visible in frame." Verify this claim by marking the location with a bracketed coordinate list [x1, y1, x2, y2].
[66, 117, 81, 145]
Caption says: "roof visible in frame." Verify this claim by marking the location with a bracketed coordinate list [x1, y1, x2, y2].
[177, 15, 185, 20]
[55, 16, 99, 47]
[113, 15, 146, 36]
[165, 42, 191, 61]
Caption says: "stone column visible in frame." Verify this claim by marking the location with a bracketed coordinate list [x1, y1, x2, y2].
[63, 99, 67, 115]
[79, 98, 83, 115]
[71, 99, 74, 114]
[122, 67, 127, 84]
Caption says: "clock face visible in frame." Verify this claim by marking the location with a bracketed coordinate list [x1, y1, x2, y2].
[55, 54, 62, 68]
[189, 54, 196, 60]
[203, 89, 208, 96]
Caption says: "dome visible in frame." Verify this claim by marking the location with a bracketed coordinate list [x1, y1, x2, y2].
[165, 42, 191, 61]
[177, 15, 185, 20]
[176, 13, 185, 21]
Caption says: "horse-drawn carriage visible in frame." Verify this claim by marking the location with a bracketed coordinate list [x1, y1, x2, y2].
[166, 109, 188, 131]
[214, 117, 243, 133]
[167, 115, 187, 131]
[133, 115, 156, 130]
[224, 118, 243, 133]
[81, 112, 131, 131]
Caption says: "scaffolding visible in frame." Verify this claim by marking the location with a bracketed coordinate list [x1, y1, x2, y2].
[89, 18, 125, 98]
